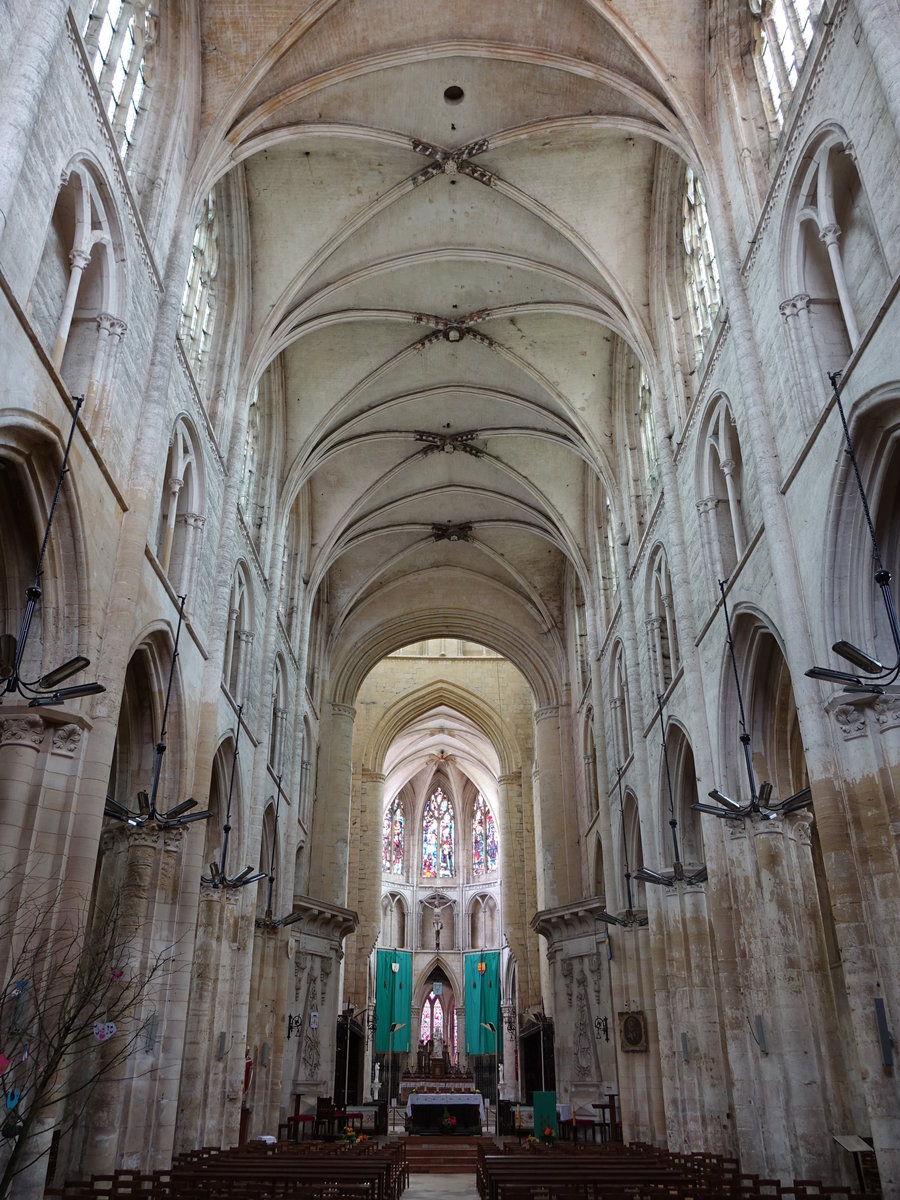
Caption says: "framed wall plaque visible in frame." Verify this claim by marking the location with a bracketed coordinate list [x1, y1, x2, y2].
[618, 1010, 648, 1052]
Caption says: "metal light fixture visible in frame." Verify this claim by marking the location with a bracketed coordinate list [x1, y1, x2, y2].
[0, 396, 105, 709]
[595, 766, 650, 928]
[202, 704, 266, 889]
[104, 595, 211, 830]
[693, 581, 812, 823]
[255, 772, 303, 929]
[806, 372, 900, 695]
[632, 694, 709, 888]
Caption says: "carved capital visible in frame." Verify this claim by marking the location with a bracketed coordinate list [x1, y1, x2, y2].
[819, 223, 841, 247]
[873, 695, 900, 730]
[534, 705, 559, 724]
[69, 249, 91, 271]
[778, 297, 798, 319]
[833, 704, 867, 740]
[51, 723, 83, 755]
[0, 715, 45, 748]
[696, 496, 717, 516]
[330, 702, 357, 721]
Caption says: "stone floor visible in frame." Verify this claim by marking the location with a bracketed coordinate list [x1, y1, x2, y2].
[405, 1174, 480, 1199]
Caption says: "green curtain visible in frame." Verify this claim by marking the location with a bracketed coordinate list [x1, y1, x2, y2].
[374, 949, 412, 1052]
[464, 950, 500, 1054]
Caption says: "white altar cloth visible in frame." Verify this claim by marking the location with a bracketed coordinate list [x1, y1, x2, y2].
[405, 1092, 486, 1120]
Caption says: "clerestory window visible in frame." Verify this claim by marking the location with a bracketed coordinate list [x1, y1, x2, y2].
[472, 794, 498, 875]
[682, 167, 722, 362]
[383, 796, 404, 875]
[83, 0, 156, 161]
[179, 192, 219, 384]
[751, 0, 823, 135]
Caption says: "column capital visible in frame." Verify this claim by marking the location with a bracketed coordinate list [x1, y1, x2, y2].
[69, 248, 91, 271]
[534, 704, 559, 724]
[0, 714, 45, 747]
[819, 222, 841, 246]
[330, 702, 357, 720]
[497, 771, 521, 787]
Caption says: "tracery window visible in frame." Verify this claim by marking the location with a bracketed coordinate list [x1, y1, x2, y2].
[638, 368, 660, 496]
[472, 794, 498, 875]
[682, 167, 722, 361]
[239, 388, 259, 516]
[647, 550, 680, 693]
[382, 797, 404, 875]
[83, 1, 156, 161]
[179, 192, 219, 382]
[420, 992, 444, 1044]
[422, 787, 454, 878]
[751, 0, 823, 134]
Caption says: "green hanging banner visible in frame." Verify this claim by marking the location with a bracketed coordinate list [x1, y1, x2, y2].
[464, 950, 501, 1054]
[374, 949, 412, 1053]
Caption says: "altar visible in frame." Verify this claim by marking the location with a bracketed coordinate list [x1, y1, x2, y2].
[405, 1092, 485, 1135]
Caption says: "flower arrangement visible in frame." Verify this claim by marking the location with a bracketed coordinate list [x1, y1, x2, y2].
[343, 1125, 358, 1142]
[541, 1125, 556, 1145]
[524, 1134, 540, 1148]
[441, 1107, 457, 1131]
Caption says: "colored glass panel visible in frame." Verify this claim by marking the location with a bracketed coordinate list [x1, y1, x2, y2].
[473, 794, 498, 875]
[382, 797, 404, 874]
[422, 787, 454, 877]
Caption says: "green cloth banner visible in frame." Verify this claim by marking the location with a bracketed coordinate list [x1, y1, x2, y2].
[374, 949, 412, 1053]
[464, 950, 500, 1054]
[533, 1091, 558, 1139]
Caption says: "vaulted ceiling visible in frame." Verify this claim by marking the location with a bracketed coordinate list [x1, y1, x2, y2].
[194, 0, 707, 695]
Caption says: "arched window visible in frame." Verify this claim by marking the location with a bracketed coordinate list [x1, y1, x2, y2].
[29, 163, 127, 414]
[83, 0, 156, 162]
[422, 787, 454, 878]
[682, 167, 722, 361]
[179, 191, 219, 383]
[420, 991, 445, 1046]
[596, 486, 619, 631]
[697, 399, 747, 583]
[223, 565, 252, 702]
[269, 656, 287, 769]
[638, 367, 660, 496]
[239, 387, 259, 517]
[472, 794, 498, 875]
[383, 797, 404, 875]
[647, 549, 680, 693]
[156, 418, 204, 599]
[751, 0, 822, 135]
[611, 643, 632, 764]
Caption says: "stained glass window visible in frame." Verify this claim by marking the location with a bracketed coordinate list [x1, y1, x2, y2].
[419, 991, 444, 1044]
[472, 794, 498, 875]
[382, 796, 404, 874]
[422, 787, 454, 877]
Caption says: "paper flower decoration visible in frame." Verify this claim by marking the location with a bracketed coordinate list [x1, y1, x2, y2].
[93, 1021, 117, 1042]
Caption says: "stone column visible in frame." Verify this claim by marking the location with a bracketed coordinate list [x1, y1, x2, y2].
[852, 0, 900, 145]
[0, 714, 45, 883]
[818, 223, 859, 347]
[0, 0, 68, 250]
[500, 1002, 518, 1100]
[309, 702, 355, 907]
[533, 706, 574, 908]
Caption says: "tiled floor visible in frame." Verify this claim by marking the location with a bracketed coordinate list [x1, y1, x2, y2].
[405, 1173, 480, 1199]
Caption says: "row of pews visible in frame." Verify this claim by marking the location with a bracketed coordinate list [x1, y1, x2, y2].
[44, 1137, 409, 1199]
[475, 1142, 871, 1200]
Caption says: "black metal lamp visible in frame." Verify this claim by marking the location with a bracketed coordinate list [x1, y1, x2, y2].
[595, 766, 650, 927]
[202, 704, 266, 889]
[104, 595, 211, 830]
[632, 694, 709, 888]
[806, 372, 900, 695]
[693, 581, 812, 823]
[0, 397, 105, 708]
[255, 772, 303, 929]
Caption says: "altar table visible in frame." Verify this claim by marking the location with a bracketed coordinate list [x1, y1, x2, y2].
[405, 1092, 485, 1134]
